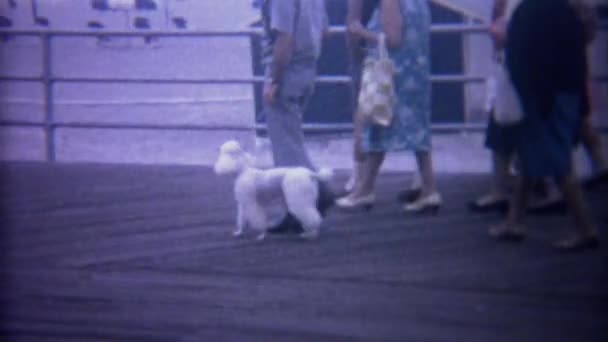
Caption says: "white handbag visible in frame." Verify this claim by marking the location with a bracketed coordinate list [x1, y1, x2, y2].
[357, 34, 396, 127]
[493, 59, 523, 125]
[492, 0, 524, 125]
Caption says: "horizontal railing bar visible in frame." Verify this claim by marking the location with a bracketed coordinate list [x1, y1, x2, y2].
[0, 25, 486, 37]
[1, 23, 606, 37]
[9, 75, 497, 84]
[0, 97, 253, 106]
[2, 120, 607, 133]
[0, 120, 45, 128]
[0, 76, 43, 82]
[3, 75, 607, 85]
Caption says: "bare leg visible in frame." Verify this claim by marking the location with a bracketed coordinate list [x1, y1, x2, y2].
[581, 117, 608, 172]
[401, 151, 441, 213]
[507, 175, 529, 226]
[556, 172, 597, 238]
[475, 151, 513, 205]
[352, 152, 385, 197]
[346, 109, 367, 192]
[528, 177, 563, 210]
[489, 174, 529, 240]
[415, 150, 437, 198]
[493, 152, 513, 196]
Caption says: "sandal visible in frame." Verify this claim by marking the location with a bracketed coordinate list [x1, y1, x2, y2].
[469, 194, 509, 213]
[582, 170, 608, 189]
[488, 222, 526, 242]
[553, 235, 600, 253]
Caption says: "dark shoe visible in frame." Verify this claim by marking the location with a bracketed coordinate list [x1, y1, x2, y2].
[582, 170, 608, 189]
[488, 223, 526, 242]
[396, 189, 421, 203]
[267, 214, 303, 235]
[553, 235, 600, 253]
[468, 199, 509, 213]
[527, 199, 566, 215]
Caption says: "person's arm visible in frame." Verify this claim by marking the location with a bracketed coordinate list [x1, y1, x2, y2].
[489, 0, 508, 53]
[269, 0, 297, 85]
[270, 33, 294, 85]
[346, 0, 365, 61]
[570, 0, 598, 44]
[348, 0, 402, 50]
[492, 0, 508, 21]
[264, 0, 297, 104]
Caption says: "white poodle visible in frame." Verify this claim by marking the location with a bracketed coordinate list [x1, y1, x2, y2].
[214, 140, 333, 241]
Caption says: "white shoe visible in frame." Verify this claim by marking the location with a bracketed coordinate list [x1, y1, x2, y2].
[403, 192, 442, 214]
[336, 193, 375, 211]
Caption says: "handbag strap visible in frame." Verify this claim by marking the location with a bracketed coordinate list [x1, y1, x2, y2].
[293, 0, 301, 35]
[378, 33, 388, 60]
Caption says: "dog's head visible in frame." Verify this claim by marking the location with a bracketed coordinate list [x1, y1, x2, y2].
[214, 140, 252, 175]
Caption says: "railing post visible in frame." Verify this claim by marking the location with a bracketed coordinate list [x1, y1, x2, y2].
[41, 32, 55, 162]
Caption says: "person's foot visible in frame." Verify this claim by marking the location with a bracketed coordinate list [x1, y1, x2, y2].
[336, 193, 375, 211]
[527, 192, 566, 215]
[468, 193, 509, 213]
[344, 173, 357, 193]
[488, 222, 526, 242]
[553, 234, 600, 253]
[267, 214, 303, 235]
[402, 192, 441, 215]
[582, 169, 608, 189]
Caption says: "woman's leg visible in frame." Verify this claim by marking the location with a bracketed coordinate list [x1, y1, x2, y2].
[556, 170, 598, 239]
[507, 175, 529, 226]
[336, 151, 384, 209]
[414, 150, 437, 198]
[351, 152, 385, 197]
[489, 173, 529, 240]
[581, 117, 608, 173]
[475, 151, 513, 205]
[402, 150, 441, 213]
[492, 151, 513, 196]
[552, 166, 600, 251]
[346, 106, 367, 192]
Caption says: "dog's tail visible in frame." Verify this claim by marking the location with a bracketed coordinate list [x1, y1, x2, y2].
[312, 167, 334, 182]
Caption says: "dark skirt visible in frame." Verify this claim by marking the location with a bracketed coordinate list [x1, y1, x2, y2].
[516, 92, 582, 180]
[485, 115, 522, 155]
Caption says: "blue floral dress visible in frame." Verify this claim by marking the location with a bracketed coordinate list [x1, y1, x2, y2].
[362, 0, 432, 153]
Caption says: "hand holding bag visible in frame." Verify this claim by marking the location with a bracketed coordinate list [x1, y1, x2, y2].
[493, 58, 524, 125]
[357, 33, 396, 127]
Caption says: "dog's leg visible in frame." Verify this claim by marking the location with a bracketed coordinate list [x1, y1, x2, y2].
[283, 174, 321, 240]
[256, 232, 266, 241]
[233, 203, 245, 237]
[246, 201, 268, 242]
[289, 206, 321, 240]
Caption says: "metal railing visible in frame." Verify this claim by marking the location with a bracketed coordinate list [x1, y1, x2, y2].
[0, 24, 606, 161]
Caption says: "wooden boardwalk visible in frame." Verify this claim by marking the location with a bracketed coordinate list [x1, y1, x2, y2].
[1, 162, 607, 341]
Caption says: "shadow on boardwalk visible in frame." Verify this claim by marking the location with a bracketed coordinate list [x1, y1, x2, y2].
[0, 162, 607, 341]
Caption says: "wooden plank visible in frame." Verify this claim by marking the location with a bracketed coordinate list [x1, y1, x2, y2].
[1, 162, 607, 341]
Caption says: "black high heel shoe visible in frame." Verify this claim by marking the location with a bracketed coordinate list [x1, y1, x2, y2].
[553, 235, 600, 253]
[468, 199, 509, 213]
